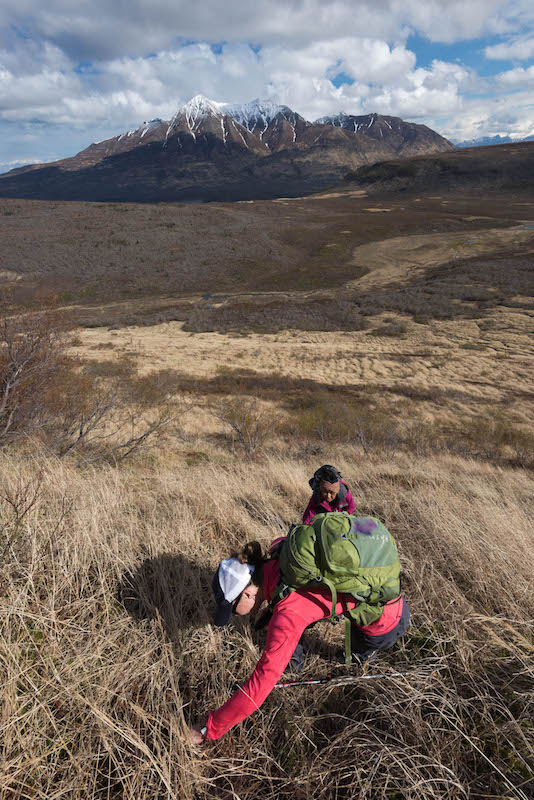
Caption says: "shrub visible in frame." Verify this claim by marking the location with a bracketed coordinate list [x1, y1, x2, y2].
[506, 427, 534, 467]
[84, 355, 137, 379]
[370, 321, 409, 338]
[0, 304, 191, 462]
[444, 417, 534, 465]
[0, 306, 73, 445]
[291, 392, 401, 454]
[184, 299, 369, 334]
[477, 319, 499, 331]
[460, 342, 486, 351]
[214, 396, 277, 454]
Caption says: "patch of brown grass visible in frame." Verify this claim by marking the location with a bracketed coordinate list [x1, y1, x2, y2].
[0, 449, 533, 799]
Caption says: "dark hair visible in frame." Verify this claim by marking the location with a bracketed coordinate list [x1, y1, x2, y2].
[233, 541, 266, 587]
[309, 464, 342, 490]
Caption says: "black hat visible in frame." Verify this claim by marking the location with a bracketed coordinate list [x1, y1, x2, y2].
[309, 464, 342, 489]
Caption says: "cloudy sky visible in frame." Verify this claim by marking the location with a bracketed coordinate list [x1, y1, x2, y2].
[1, 0, 534, 172]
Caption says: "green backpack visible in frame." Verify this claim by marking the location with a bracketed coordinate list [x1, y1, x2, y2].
[271, 512, 401, 664]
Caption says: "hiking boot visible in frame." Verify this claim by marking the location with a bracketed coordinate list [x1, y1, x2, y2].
[337, 648, 378, 666]
[351, 649, 378, 667]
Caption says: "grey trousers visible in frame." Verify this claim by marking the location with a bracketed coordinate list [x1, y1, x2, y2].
[351, 598, 411, 660]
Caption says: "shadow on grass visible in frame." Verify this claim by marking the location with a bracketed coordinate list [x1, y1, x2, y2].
[168, 368, 503, 409]
[118, 553, 214, 634]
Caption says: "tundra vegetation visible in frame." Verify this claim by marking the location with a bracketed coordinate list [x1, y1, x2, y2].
[0, 188, 533, 799]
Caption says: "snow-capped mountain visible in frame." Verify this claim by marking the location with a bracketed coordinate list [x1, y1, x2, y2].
[0, 94, 455, 202]
[167, 95, 226, 139]
[223, 98, 310, 151]
[120, 119, 165, 140]
[316, 111, 365, 129]
[47, 118, 169, 170]
[223, 99, 291, 133]
[165, 95, 269, 154]
[315, 112, 455, 156]
[453, 133, 534, 148]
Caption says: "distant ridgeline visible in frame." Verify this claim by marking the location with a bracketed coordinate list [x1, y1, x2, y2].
[0, 96, 455, 202]
[345, 140, 534, 194]
[453, 134, 534, 148]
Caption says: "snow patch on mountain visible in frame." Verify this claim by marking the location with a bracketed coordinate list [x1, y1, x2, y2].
[315, 112, 381, 128]
[117, 119, 164, 142]
[224, 98, 293, 132]
[315, 112, 350, 127]
[167, 95, 227, 140]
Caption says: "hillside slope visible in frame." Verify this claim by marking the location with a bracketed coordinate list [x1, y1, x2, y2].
[346, 140, 534, 193]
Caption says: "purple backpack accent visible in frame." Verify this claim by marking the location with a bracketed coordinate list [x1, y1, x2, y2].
[350, 517, 378, 536]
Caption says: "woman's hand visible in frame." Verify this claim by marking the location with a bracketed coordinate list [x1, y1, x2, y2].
[190, 722, 206, 745]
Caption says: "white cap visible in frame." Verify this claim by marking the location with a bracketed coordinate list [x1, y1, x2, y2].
[218, 557, 255, 603]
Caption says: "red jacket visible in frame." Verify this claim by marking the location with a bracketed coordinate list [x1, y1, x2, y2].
[205, 557, 403, 740]
[302, 480, 355, 524]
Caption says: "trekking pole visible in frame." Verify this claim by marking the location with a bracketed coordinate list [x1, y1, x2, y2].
[230, 666, 443, 696]
[274, 671, 405, 689]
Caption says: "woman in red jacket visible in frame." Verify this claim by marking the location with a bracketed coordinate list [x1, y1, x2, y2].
[302, 464, 355, 524]
[190, 539, 410, 744]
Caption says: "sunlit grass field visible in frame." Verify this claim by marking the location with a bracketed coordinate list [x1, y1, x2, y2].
[1, 440, 533, 799]
[1, 187, 533, 799]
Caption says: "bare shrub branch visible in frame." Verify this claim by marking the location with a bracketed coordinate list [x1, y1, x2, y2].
[0, 467, 43, 561]
[0, 301, 193, 462]
[214, 396, 277, 454]
[0, 305, 72, 443]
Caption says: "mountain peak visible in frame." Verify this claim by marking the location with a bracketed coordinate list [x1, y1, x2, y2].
[167, 95, 227, 139]
[315, 111, 381, 127]
[180, 94, 226, 117]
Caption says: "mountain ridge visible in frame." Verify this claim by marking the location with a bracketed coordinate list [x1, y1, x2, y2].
[345, 139, 534, 194]
[0, 94, 455, 202]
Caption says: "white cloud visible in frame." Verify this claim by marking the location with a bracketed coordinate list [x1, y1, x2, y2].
[497, 64, 534, 86]
[260, 48, 471, 121]
[0, 158, 43, 166]
[485, 36, 534, 60]
[0, 0, 529, 60]
[261, 38, 417, 89]
[0, 35, 496, 136]
[438, 89, 534, 140]
[1, 0, 534, 163]
[0, 38, 426, 127]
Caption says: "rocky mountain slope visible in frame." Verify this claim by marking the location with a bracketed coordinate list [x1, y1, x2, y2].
[315, 112, 455, 157]
[0, 95, 454, 202]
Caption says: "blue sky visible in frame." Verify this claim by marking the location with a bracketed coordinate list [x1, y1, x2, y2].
[1, 0, 534, 172]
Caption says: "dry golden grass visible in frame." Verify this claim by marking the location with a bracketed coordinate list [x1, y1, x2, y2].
[71, 304, 534, 430]
[1, 188, 534, 799]
[348, 225, 534, 290]
[1, 446, 533, 799]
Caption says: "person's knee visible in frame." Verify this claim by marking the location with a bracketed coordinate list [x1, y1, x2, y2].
[398, 599, 411, 637]
[286, 642, 305, 674]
